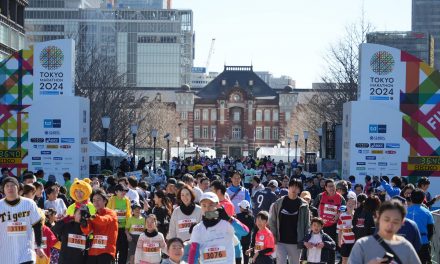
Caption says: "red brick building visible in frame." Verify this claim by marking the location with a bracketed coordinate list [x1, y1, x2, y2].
[175, 66, 297, 157]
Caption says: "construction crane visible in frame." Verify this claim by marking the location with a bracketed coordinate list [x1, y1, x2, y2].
[205, 38, 216, 71]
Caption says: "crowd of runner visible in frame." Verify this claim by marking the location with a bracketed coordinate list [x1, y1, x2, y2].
[0, 154, 439, 264]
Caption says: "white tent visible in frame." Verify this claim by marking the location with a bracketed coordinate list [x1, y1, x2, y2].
[170, 147, 216, 158]
[256, 147, 301, 161]
[89, 141, 127, 157]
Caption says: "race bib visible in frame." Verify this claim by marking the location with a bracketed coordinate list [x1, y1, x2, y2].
[115, 210, 126, 220]
[67, 234, 86, 250]
[91, 235, 108, 249]
[203, 246, 227, 262]
[255, 241, 264, 251]
[324, 204, 338, 216]
[142, 242, 160, 256]
[178, 218, 195, 233]
[130, 225, 145, 235]
[7, 222, 27, 236]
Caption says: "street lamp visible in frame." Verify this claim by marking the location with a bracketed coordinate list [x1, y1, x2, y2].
[101, 116, 110, 170]
[317, 127, 323, 158]
[294, 133, 299, 162]
[176, 136, 180, 159]
[164, 133, 171, 173]
[213, 137, 217, 158]
[183, 139, 188, 159]
[130, 124, 138, 161]
[190, 142, 193, 148]
[151, 129, 158, 172]
[277, 143, 281, 148]
[287, 138, 291, 164]
[304, 130, 309, 172]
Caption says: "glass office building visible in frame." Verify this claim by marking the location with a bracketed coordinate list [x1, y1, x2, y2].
[0, 0, 27, 61]
[367, 31, 434, 67]
[412, 0, 440, 69]
[25, 0, 193, 87]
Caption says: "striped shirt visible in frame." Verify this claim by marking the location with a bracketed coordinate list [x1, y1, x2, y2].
[0, 197, 42, 263]
[337, 212, 355, 244]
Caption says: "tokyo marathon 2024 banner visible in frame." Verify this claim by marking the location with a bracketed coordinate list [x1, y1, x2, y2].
[354, 43, 439, 178]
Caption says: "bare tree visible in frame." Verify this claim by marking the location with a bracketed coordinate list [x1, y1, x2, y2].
[309, 17, 374, 124]
[75, 46, 144, 151]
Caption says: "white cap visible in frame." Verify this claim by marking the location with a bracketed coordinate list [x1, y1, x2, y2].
[238, 200, 251, 210]
[268, 180, 278, 188]
[200, 192, 219, 203]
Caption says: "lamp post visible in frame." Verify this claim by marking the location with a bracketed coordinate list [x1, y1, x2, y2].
[176, 136, 180, 159]
[317, 127, 323, 158]
[213, 137, 217, 158]
[287, 138, 291, 176]
[304, 130, 309, 172]
[130, 124, 138, 161]
[101, 116, 110, 170]
[294, 133, 299, 162]
[183, 139, 188, 159]
[151, 128, 158, 173]
[164, 133, 171, 172]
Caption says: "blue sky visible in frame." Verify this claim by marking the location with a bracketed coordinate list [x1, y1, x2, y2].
[173, 0, 412, 87]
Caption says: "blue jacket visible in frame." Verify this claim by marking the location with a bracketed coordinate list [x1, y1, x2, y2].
[380, 179, 400, 197]
[398, 218, 422, 250]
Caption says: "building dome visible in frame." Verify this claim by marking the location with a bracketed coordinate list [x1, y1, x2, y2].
[181, 84, 191, 91]
[283, 85, 294, 92]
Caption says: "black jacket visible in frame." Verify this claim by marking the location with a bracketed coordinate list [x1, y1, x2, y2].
[236, 211, 255, 246]
[300, 230, 336, 263]
[52, 219, 87, 264]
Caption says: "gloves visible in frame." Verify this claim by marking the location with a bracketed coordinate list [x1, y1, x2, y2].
[217, 206, 231, 222]
[79, 205, 91, 227]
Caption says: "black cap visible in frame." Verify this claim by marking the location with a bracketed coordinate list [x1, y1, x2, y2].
[167, 178, 177, 185]
[1, 177, 19, 187]
[115, 184, 129, 192]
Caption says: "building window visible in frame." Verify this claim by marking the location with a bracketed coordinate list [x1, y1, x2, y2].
[273, 127, 279, 140]
[182, 127, 188, 139]
[211, 127, 217, 139]
[264, 127, 271, 140]
[285, 112, 291, 121]
[273, 110, 279, 121]
[233, 111, 241, 121]
[232, 127, 241, 139]
[256, 127, 263, 139]
[180, 112, 187, 120]
[256, 110, 262, 121]
[202, 109, 209, 120]
[202, 127, 209, 138]
[211, 109, 217, 121]
[194, 127, 200, 138]
[194, 110, 200, 120]
[264, 110, 271, 121]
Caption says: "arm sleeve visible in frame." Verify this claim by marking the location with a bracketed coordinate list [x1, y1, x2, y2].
[166, 211, 177, 240]
[231, 218, 249, 238]
[413, 223, 422, 251]
[323, 235, 336, 250]
[426, 197, 437, 207]
[188, 242, 201, 264]
[245, 190, 252, 208]
[268, 204, 277, 240]
[313, 194, 321, 209]
[46, 227, 58, 249]
[33, 221, 43, 247]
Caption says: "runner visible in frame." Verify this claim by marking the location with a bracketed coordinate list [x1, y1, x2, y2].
[348, 200, 421, 264]
[167, 185, 202, 241]
[226, 171, 251, 215]
[188, 192, 249, 264]
[251, 183, 278, 216]
[0, 177, 45, 264]
[269, 178, 310, 264]
[81, 189, 118, 264]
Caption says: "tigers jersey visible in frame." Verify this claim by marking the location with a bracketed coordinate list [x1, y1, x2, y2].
[0, 197, 42, 263]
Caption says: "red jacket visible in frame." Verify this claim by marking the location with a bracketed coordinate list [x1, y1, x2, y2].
[81, 208, 118, 258]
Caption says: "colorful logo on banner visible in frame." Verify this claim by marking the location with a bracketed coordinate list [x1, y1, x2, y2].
[39, 46, 64, 70]
[400, 53, 440, 176]
[0, 49, 34, 176]
[370, 51, 395, 75]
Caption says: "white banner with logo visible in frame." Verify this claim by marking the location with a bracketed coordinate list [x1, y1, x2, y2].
[33, 39, 75, 100]
[25, 96, 89, 183]
[342, 101, 410, 178]
[358, 43, 406, 108]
